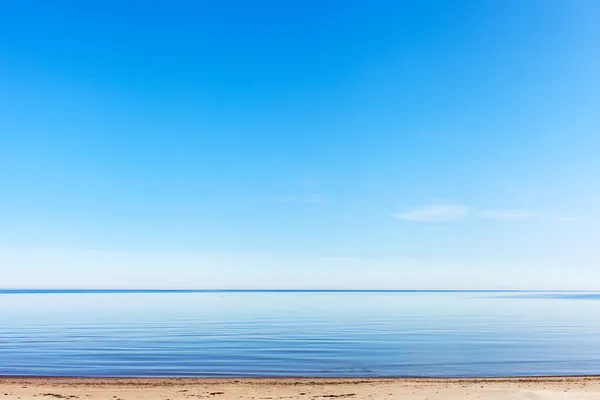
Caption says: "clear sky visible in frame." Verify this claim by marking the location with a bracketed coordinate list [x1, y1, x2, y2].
[1, 0, 599, 289]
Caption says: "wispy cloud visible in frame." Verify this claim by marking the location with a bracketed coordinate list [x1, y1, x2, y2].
[392, 204, 553, 223]
[393, 204, 469, 223]
[477, 209, 538, 220]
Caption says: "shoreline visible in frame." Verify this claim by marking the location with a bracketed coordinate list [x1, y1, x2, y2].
[2, 376, 600, 399]
[2, 375, 600, 379]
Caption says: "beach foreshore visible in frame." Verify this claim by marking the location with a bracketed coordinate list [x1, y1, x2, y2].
[1, 376, 600, 400]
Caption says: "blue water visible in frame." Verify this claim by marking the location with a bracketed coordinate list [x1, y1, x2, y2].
[1, 290, 600, 377]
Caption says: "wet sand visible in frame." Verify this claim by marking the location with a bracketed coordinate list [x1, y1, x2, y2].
[1, 376, 600, 400]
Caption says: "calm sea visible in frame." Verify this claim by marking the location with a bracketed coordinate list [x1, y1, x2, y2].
[1, 290, 600, 377]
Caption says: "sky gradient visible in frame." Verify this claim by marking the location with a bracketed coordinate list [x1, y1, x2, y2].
[1, 0, 599, 289]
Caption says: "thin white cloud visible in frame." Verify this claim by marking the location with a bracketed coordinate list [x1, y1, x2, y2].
[477, 209, 539, 220]
[392, 203, 578, 224]
[393, 204, 469, 223]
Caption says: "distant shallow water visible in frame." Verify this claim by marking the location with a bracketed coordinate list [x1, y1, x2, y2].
[1, 290, 600, 377]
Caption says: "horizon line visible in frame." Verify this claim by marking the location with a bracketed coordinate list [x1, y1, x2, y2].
[1, 288, 598, 293]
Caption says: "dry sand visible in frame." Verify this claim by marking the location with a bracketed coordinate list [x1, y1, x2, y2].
[2, 377, 600, 400]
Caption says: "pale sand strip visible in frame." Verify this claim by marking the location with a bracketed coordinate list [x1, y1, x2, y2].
[1, 377, 600, 400]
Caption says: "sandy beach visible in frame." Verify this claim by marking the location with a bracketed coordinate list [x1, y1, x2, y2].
[1, 377, 600, 400]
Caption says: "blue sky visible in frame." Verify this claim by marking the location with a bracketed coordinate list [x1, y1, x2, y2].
[1, 0, 599, 289]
